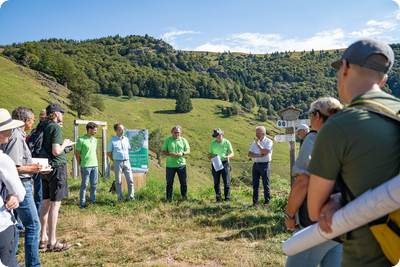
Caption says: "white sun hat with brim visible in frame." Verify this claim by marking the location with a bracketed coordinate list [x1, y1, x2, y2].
[0, 108, 25, 132]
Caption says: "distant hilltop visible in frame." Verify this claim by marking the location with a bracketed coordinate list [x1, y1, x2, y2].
[1, 34, 400, 116]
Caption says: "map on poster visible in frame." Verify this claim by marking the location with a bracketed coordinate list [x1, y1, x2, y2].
[125, 129, 149, 173]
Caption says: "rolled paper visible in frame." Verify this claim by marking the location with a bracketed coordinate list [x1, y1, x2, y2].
[282, 174, 400, 256]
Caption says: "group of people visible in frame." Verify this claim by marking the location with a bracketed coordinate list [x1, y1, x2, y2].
[284, 38, 400, 267]
[1, 38, 399, 267]
[0, 104, 73, 267]
[161, 125, 273, 206]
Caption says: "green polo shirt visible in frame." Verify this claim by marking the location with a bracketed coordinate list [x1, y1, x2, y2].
[76, 134, 98, 168]
[308, 91, 400, 267]
[162, 136, 190, 168]
[209, 139, 233, 161]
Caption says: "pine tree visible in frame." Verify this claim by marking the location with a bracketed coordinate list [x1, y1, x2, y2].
[175, 89, 193, 113]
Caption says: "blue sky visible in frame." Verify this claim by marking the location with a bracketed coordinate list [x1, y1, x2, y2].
[1, 0, 400, 53]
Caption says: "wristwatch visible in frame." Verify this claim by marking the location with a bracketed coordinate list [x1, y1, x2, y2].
[182, 151, 185, 156]
[284, 212, 295, 220]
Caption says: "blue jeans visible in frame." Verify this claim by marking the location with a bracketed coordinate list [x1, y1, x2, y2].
[252, 162, 270, 204]
[212, 161, 230, 200]
[14, 181, 41, 267]
[0, 225, 18, 267]
[166, 165, 187, 200]
[285, 227, 342, 267]
[80, 166, 98, 207]
[32, 173, 42, 217]
[113, 160, 134, 201]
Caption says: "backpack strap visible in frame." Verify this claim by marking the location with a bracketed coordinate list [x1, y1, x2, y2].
[350, 99, 400, 123]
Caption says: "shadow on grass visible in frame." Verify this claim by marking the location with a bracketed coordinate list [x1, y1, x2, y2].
[216, 221, 286, 241]
[153, 110, 176, 114]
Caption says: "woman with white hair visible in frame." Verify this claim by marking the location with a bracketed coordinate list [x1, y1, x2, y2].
[284, 97, 344, 267]
[0, 108, 26, 267]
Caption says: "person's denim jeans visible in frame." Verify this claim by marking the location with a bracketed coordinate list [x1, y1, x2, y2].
[211, 161, 230, 200]
[80, 166, 98, 207]
[0, 225, 18, 267]
[252, 162, 271, 204]
[32, 173, 42, 217]
[113, 160, 134, 201]
[166, 165, 187, 200]
[285, 227, 342, 267]
[14, 181, 41, 267]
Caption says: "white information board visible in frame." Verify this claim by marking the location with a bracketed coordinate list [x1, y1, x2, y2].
[274, 134, 295, 142]
[288, 119, 310, 128]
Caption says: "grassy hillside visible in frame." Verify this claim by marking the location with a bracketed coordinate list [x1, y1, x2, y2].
[1, 55, 296, 266]
[0, 55, 291, 186]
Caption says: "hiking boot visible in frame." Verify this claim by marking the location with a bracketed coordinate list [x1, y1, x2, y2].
[216, 195, 222, 202]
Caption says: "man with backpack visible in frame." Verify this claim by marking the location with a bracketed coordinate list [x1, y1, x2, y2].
[38, 104, 72, 252]
[307, 39, 400, 266]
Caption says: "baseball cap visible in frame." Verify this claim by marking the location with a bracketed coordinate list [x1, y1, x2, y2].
[46, 104, 67, 113]
[296, 124, 309, 131]
[212, 128, 224, 138]
[331, 39, 394, 74]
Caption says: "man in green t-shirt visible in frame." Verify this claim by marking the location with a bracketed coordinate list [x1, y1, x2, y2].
[307, 39, 400, 266]
[208, 128, 234, 202]
[75, 122, 98, 209]
[161, 126, 190, 201]
[40, 103, 72, 252]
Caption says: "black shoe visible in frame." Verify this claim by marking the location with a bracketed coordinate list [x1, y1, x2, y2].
[216, 195, 222, 202]
[224, 198, 230, 202]
[252, 201, 260, 207]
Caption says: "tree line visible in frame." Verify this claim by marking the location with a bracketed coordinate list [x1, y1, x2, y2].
[2, 35, 400, 117]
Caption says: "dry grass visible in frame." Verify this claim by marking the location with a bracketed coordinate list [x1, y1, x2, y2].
[17, 173, 291, 267]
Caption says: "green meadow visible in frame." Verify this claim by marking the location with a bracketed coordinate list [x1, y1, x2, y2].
[1, 55, 297, 266]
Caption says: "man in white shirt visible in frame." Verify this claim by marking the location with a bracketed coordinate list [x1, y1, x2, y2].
[248, 126, 273, 206]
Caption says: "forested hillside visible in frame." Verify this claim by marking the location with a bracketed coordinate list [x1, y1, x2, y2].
[2, 34, 400, 117]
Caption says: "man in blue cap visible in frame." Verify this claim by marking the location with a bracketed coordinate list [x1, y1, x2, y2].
[307, 39, 400, 266]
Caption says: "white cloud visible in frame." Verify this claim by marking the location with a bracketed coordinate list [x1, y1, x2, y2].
[192, 11, 400, 53]
[193, 29, 348, 53]
[395, 10, 400, 20]
[366, 20, 397, 30]
[348, 28, 383, 39]
[0, 0, 8, 9]
[160, 30, 200, 43]
[194, 43, 232, 52]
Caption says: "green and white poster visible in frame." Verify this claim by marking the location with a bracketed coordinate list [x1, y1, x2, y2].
[125, 129, 148, 173]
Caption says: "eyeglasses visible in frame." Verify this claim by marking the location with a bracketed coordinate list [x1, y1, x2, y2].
[172, 131, 181, 134]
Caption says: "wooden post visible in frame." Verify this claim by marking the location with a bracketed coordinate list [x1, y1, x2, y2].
[103, 127, 110, 178]
[73, 124, 79, 178]
[278, 106, 302, 187]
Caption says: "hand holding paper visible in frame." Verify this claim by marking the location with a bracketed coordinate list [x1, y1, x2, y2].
[211, 155, 224, 171]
